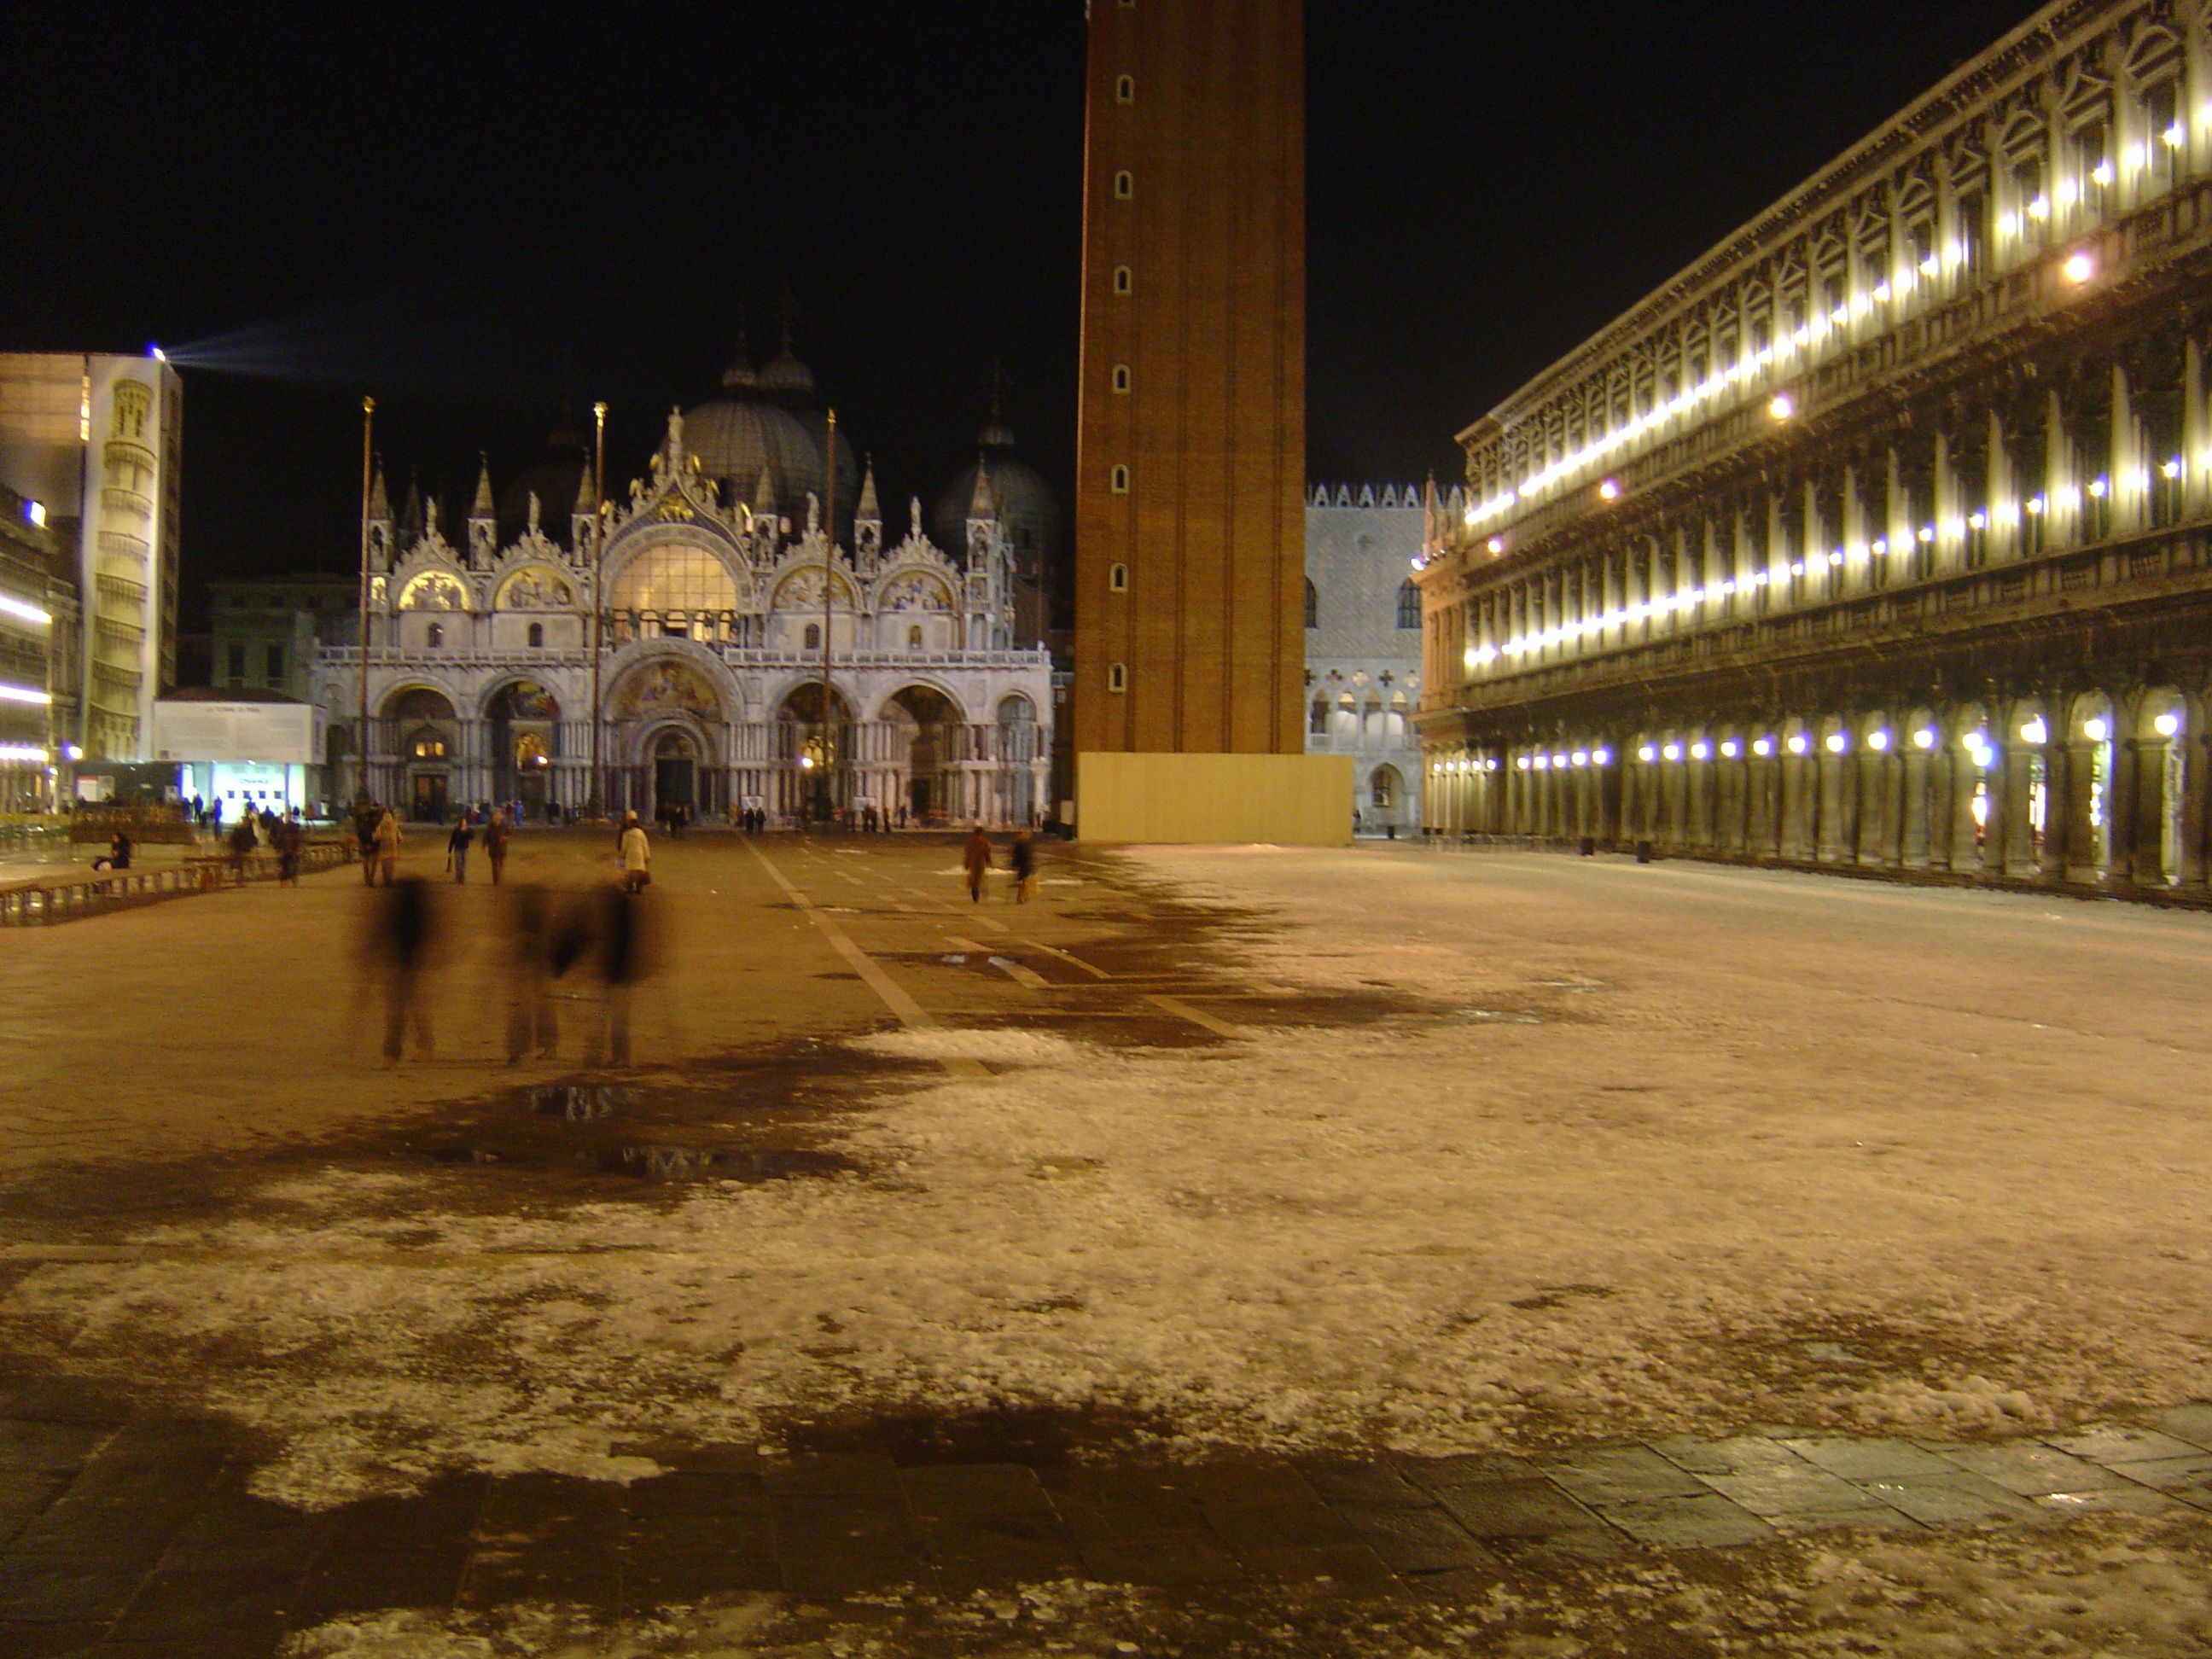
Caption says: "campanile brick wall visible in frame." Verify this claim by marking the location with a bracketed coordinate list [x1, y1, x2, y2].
[1073, 0, 1306, 756]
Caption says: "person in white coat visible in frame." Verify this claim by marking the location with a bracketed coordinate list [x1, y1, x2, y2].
[619, 812, 650, 893]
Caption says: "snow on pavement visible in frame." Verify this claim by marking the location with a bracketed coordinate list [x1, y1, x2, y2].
[4, 848, 2212, 1511]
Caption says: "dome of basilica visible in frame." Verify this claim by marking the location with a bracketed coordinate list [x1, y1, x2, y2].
[931, 410, 1064, 578]
[684, 345, 857, 531]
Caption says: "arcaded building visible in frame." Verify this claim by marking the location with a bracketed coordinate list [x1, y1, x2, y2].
[1418, 0, 2212, 891]
[315, 348, 1053, 826]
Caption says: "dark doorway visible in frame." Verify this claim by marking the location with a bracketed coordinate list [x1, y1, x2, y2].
[410, 772, 449, 821]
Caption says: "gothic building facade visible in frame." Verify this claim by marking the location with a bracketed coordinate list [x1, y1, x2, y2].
[1305, 483, 1447, 833]
[315, 405, 1052, 826]
[1418, 0, 2212, 894]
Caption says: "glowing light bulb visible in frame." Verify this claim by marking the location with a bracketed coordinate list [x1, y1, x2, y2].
[1912, 728, 1935, 750]
[1825, 732, 1848, 754]
[2163, 459, 2183, 480]
[1690, 741, 1710, 760]
[2156, 713, 2181, 737]
[2020, 718, 2047, 745]
[2084, 718, 2109, 742]
[1662, 742, 1682, 762]
[1786, 734, 1808, 755]
[1753, 738, 1773, 757]
[2063, 251, 2094, 282]
[1571, 750, 1589, 766]
[1720, 740, 1739, 759]
[1592, 747, 1612, 765]
[1868, 730, 1891, 752]
[1487, 536, 1505, 555]
[1598, 479, 1620, 500]
[1768, 393, 1795, 420]
[1637, 745, 1656, 763]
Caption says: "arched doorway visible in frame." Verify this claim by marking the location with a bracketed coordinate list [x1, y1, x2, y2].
[487, 681, 560, 816]
[775, 682, 855, 822]
[653, 728, 698, 821]
[1371, 763, 1401, 828]
[608, 657, 725, 819]
[886, 684, 960, 824]
[383, 688, 457, 820]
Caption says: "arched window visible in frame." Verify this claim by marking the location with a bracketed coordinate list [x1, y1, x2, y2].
[1114, 170, 1134, 199]
[1109, 464, 1130, 494]
[1112, 265, 1132, 295]
[426, 622, 443, 649]
[1304, 577, 1318, 628]
[1395, 578, 1420, 628]
[527, 621, 544, 649]
[804, 623, 821, 651]
[908, 624, 923, 649]
[1109, 562, 1128, 592]
[1309, 696, 1328, 735]
[1111, 364, 1131, 393]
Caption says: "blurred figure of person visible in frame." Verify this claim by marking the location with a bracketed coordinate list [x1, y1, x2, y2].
[368, 876, 437, 1066]
[1010, 828, 1037, 903]
[963, 824, 992, 902]
[355, 802, 380, 885]
[585, 880, 652, 1068]
[107, 829, 132, 870]
[620, 812, 650, 893]
[446, 817, 473, 882]
[228, 812, 258, 884]
[483, 811, 510, 885]
[897, 802, 908, 830]
[276, 812, 304, 886]
[373, 806, 402, 886]
[504, 884, 562, 1063]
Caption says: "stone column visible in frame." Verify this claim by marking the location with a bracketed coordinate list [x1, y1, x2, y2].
[2179, 726, 2209, 891]
[2107, 734, 2142, 887]
[1978, 741, 2008, 879]
[1901, 744, 1930, 868]
[2037, 738, 2069, 885]
[1947, 747, 1981, 872]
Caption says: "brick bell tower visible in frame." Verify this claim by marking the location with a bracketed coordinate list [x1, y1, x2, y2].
[1072, 0, 1342, 842]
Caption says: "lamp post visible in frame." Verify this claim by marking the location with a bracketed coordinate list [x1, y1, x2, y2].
[818, 407, 837, 825]
[589, 400, 607, 820]
[356, 395, 374, 807]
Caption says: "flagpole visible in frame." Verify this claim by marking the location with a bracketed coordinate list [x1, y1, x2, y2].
[820, 407, 837, 826]
[591, 400, 607, 820]
[356, 396, 374, 807]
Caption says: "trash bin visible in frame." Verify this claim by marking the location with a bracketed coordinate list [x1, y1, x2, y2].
[1579, 836, 1596, 857]
[1634, 840, 1653, 864]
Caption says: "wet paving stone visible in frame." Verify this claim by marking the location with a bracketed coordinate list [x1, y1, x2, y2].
[900, 1463, 1080, 1592]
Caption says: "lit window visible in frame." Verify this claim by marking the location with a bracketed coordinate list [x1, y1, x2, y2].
[427, 623, 443, 649]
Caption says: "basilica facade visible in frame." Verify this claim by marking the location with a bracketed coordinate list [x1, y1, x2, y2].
[315, 400, 1053, 827]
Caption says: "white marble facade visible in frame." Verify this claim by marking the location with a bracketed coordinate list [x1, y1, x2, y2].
[1305, 484, 1457, 833]
[315, 411, 1051, 825]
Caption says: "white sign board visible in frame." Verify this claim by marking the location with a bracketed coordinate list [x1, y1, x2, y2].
[152, 701, 313, 765]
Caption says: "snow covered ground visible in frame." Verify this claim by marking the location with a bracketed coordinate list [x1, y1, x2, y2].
[279, 1514, 2212, 1657]
[6, 847, 2212, 1521]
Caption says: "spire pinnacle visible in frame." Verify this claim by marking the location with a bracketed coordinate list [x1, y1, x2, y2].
[471, 453, 495, 517]
[857, 455, 879, 520]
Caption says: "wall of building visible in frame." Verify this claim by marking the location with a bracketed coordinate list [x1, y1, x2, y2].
[1074, 751, 1350, 844]
[1305, 486, 1429, 833]
[1074, 0, 1306, 757]
[1418, 0, 2212, 894]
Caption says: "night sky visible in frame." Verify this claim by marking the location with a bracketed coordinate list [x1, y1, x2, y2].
[9, 1, 2034, 626]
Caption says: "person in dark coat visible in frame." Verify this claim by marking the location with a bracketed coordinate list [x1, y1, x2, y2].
[369, 876, 438, 1065]
[1010, 829, 1037, 903]
[275, 814, 303, 886]
[227, 814, 258, 884]
[446, 818, 473, 882]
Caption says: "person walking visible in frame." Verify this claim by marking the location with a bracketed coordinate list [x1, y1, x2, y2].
[483, 810, 510, 885]
[372, 806, 403, 886]
[1010, 828, 1038, 904]
[446, 818, 473, 882]
[620, 812, 650, 894]
[355, 802, 380, 885]
[276, 813, 303, 886]
[369, 876, 436, 1066]
[963, 824, 993, 902]
[227, 812, 258, 885]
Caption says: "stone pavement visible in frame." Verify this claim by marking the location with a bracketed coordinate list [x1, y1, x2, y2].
[4, 1371, 2212, 1654]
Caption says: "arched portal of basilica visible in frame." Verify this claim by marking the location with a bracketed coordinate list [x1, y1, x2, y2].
[320, 405, 1052, 824]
